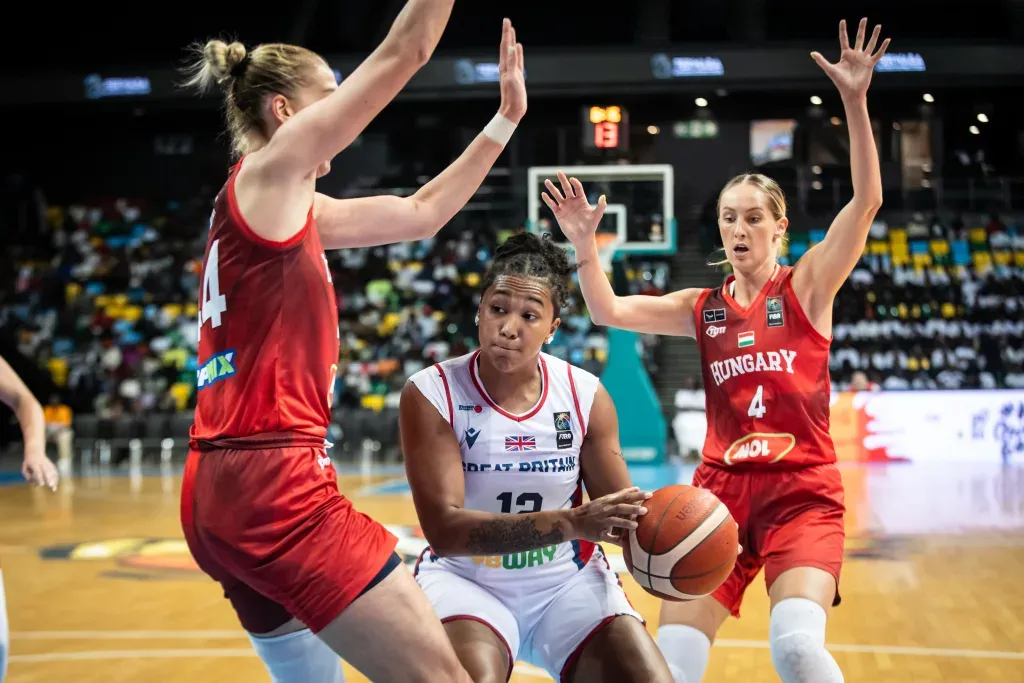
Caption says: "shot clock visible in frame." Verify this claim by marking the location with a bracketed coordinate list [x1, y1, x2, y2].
[583, 105, 630, 152]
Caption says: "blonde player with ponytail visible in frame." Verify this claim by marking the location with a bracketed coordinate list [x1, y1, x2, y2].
[544, 19, 890, 683]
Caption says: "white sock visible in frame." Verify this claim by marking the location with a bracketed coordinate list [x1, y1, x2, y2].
[0, 570, 8, 683]
[657, 624, 711, 683]
[769, 598, 843, 683]
[248, 628, 345, 683]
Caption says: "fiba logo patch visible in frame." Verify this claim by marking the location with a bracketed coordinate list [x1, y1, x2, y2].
[553, 411, 573, 449]
[706, 325, 726, 338]
[766, 296, 784, 327]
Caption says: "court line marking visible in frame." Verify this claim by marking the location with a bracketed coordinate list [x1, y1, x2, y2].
[10, 632, 1024, 661]
[715, 639, 1024, 660]
[8, 647, 551, 677]
[354, 476, 412, 496]
[13, 630, 247, 640]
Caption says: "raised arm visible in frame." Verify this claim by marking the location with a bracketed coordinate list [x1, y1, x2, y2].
[315, 20, 527, 249]
[793, 18, 889, 323]
[0, 356, 58, 490]
[263, 0, 454, 179]
[542, 171, 703, 337]
[399, 380, 647, 557]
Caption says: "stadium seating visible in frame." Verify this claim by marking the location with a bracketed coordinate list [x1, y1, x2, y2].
[2, 195, 666, 422]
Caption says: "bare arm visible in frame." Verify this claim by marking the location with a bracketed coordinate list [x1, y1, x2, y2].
[0, 355, 58, 489]
[315, 134, 505, 248]
[795, 19, 890, 323]
[541, 171, 702, 336]
[400, 381, 573, 557]
[262, 0, 453, 180]
[0, 356, 45, 455]
[579, 384, 632, 500]
[572, 235, 703, 337]
[315, 19, 527, 250]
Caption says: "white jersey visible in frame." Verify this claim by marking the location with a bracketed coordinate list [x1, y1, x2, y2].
[408, 350, 601, 588]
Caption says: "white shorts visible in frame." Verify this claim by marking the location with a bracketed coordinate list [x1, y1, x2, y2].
[415, 546, 643, 680]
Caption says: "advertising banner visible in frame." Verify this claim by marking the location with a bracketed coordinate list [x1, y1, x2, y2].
[830, 390, 1024, 464]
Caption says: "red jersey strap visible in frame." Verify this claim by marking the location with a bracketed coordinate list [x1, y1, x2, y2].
[225, 154, 314, 251]
[692, 287, 714, 357]
[782, 274, 832, 345]
[566, 364, 586, 440]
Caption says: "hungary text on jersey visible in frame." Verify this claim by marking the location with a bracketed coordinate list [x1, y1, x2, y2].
[694, 266, 836, 469]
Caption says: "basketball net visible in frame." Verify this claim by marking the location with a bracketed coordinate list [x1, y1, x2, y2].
[596, 233, 625, 273]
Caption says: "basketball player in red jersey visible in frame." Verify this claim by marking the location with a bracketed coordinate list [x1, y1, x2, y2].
[179, 5, 526, 682]
[543, 19, 889, 683]
[0, 355, 61, 682]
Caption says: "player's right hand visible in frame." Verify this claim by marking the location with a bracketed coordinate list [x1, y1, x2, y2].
[497, 18, 526, 124]
[566, 486, 651, 544]
[541, 171, 608, 247]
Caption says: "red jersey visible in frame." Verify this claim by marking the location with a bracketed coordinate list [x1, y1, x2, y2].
[190, 158, 339, 446]
[693, 266, 835, 470]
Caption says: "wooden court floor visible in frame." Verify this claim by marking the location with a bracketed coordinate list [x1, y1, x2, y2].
[3, 462, 1024, 682]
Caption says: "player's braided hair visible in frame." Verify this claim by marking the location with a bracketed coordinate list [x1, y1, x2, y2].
[481, 232, 580, 312]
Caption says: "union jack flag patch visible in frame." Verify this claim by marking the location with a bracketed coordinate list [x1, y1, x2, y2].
[505, 435, 537, 452]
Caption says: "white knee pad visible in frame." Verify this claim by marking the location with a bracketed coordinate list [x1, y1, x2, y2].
[657, 624, 711, 683]
[248, 628, 344, 683]
[769, 598, 843, 683]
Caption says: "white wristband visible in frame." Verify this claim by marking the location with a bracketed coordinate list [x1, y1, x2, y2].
[482, 113, 517, 146]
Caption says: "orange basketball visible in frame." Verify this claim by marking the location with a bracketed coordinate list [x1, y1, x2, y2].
[622, 484, 738, 601]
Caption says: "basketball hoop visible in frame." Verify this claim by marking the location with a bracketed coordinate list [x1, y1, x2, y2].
[596, 233, 625, 272]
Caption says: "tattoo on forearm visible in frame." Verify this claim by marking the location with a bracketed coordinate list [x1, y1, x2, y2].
[467, 517, 564, 554]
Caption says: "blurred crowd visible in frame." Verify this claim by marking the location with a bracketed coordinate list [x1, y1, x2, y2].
[1, 195, 667, 419]
[2, 193, 1023, 424]
[821, 213, 1024, 390]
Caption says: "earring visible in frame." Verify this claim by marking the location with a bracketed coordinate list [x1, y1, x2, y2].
[546, 335, 554, 344]
[474, 314, 480, 325]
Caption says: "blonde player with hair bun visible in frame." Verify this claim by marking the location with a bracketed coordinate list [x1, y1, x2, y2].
[178, 4, 529, 682]
[543, 18, 890, 683]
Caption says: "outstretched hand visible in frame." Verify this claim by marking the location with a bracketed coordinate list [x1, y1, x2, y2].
[541, 171, 607, 247]
[811, 18, 890, 101]
[498, 18, 526, 123]
[23, 446, 59, 491]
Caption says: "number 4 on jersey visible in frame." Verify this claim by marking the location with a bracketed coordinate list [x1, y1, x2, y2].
[747, 384, 767, 419]
[198, 239, 228, 339]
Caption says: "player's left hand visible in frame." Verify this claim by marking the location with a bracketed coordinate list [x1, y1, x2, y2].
[22, 446, 59, 491]
[811, 18, 890, 101]
[542, 171, 607, 247]
[498, 18, 526, 124]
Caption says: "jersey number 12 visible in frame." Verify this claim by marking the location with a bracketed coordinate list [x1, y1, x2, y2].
[497, 491, 543, 514]
[198, 238, 228, 340]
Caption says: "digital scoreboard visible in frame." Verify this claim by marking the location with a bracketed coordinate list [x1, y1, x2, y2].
[583, 105, 629, 152]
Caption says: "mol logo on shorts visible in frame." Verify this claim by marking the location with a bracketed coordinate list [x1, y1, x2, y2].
[723, 432, 797, 465]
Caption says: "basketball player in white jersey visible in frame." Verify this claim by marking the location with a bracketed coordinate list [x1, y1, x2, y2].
[0, 355, 61, 681]
[400, 233, 672, 682]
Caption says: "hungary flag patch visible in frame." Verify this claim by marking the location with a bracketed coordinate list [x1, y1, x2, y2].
[737, 331, 755, 348]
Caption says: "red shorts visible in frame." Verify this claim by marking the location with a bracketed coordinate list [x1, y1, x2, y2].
[693, 462, 845, 618]
[180, 445, 398, 634]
